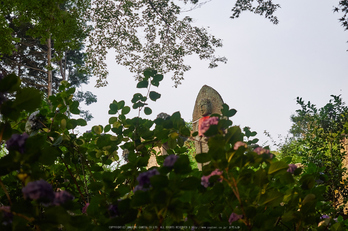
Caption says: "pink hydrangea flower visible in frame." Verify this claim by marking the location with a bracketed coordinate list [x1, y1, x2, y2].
[234, 141, 247, 150]
[254, 146, 274, 158]
[82, 203, 89, 214]
[201, 169, 223, 187]
[199, 116, 219, 136]
[287, 164, 297, 174]
[229, 213, 243, 224]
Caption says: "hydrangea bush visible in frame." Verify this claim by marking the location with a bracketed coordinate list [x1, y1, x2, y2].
[0, 71, 347, 230]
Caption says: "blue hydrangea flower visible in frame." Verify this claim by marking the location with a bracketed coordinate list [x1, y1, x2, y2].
[137, 169, 159, 185]
[6, 133, 29, 154]
[134, 169, 159, 192]
[22, 180, 55, 203]
[53, 191, 74, 206]
[163, 155, 178, 167]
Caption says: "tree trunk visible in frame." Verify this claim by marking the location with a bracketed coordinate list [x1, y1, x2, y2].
[47, 35, 52, 96]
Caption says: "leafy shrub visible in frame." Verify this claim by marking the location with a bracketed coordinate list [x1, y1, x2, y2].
[0, 71, 347, 230]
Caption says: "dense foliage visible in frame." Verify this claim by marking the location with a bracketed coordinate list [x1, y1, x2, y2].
[1, 72, 348, 230]
[278, 95, 348, 216]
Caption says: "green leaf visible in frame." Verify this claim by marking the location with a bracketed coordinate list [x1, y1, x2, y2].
[144, 107, 152, 115]
[104, 124, 111, 132]
[180, 126, 191, 137]
[117, 100, 125, 109]
[196, 153, 211, 163]
[122, 106, 131, 115]
[149, 91, 161, 101]
[0, 122, 12, 140]
[93, 125, 103, 134]
[144, 68, 157, 78]
[174, 155, 191, 174]
[168, 137, 177, 149]
[66, 87, 76, 95]
[13, 88, 41, 112]
[39, 146, 60, 165]
[227, 109, 237, 117]
[260, 190, 284, 206]
[109, 117, 118, 124]
[0, 73, 21, 92]
[76, 119, 87, 126]
[89, 182, 103, 191]
[137, 80, 148, 88]
[53, 136, 63, 146]
[131, 93, 145, 103]
[131, 190, 150, 207]
[150, 175, 169, 188]
[70, 101, 80, 114]
[151, 74, 163, 86]
[302, 194, 316, 205]
[109, 103, 118, 112]
[221, 104, 229, 116]
[268, 161, 289, 174]
[180, 177, 200, 190]
[203, 125, 218, 137]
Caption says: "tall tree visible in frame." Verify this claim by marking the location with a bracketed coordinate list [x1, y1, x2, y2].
[0, 0, 96, 120]
[1, 0, 281, 88]
[0, 0, 91, 93]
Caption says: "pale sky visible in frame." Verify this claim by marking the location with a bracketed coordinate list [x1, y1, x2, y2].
[79, 0, 348, 150]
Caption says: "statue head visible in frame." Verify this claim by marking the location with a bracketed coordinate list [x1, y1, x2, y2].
[199, 99, 212, 116]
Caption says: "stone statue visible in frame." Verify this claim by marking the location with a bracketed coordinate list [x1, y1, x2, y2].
[192, 85, 224, 170]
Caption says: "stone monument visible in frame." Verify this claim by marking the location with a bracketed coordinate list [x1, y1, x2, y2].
[192, 85, 224, 170]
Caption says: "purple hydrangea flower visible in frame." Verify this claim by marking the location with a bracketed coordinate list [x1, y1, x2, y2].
[229, 213, 243, 224]
[6, 133, 29, 154]
[201, 169, 223, 188]
[134, 169, 160, 192]
[163, 155, 179, 167]
[201, 175, 210, 188]
[0, 206, 12, 225]
[22, 180, 55, 203]
[133, 185, 146, 192]
[287, 164, 297, 174]
[82, 203, 89, 214]
[108, 204, 119, 218]
[137, 169, 159, 186]
[320, 215, 330, 219]
[53, 191, 74, 205]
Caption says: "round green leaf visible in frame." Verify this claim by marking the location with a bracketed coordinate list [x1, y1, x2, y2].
[149, 91, 161, 101]
[144, 107, 152, 115]
[136, 80, 149, 88]
[122, 106, 131, 115]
